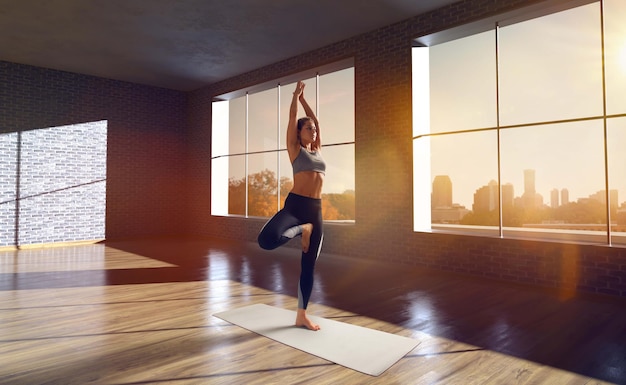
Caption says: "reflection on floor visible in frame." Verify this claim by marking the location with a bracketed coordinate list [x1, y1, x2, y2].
[0, 238, 624, 384]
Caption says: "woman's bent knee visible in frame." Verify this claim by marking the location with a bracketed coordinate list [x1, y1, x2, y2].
[257, 233, 277, 250]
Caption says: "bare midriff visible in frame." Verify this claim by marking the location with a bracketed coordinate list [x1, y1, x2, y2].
[291, 171, 324, 199]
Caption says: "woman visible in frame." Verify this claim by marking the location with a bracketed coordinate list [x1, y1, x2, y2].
[257, 80, 325, 331]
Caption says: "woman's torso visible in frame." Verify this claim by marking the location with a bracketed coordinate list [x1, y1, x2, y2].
[290, 147, 325, 199]
[291, 171, 324, 198]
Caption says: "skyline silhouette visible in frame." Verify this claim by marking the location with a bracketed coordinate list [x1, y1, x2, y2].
[432, 169, 624, 226]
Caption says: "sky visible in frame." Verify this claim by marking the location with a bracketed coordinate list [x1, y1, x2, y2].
[424, 0, 626, 209]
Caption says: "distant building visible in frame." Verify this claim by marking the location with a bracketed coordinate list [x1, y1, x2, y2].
[430, 175, 469, 223]
[561, 188, 569, 205]
[524, 169, 535, 196]
[432, 175, 452, 208]
[551, 188, 559, 208]
[432, 204, 470, 223]
[589, 190, 604, 202]
[521, 169, 542, 208]
[502, 183, 514, 208]
[473, 180, 498, 212]
[588, 189, 619, 212]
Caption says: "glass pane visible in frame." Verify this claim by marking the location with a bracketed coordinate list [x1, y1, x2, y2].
[279, 77, 317, 150]
[413, 136, 432, 231]
[211, 155, 229, 216]
[430, 130, 499, 236]
[247, 152, 279, 218]
[228, 154, 246, 216]
[211, 100, 229, 158]
[608, 117, 626, 245]
[248, 87, 278, 153]
[211, 99, 230, 216]
[229, 96, 246, 154]
[604, 0, 626, 116]
[429, 30, 497, 133]
[319, 68, 355, 144]
[500, 120, 607, 243]
[498, 3, 603, 125]
[321, 144, 355, 221]
[412, 46, 430, 138]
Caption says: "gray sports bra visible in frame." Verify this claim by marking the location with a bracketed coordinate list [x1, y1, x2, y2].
[292, 147, 326, 176]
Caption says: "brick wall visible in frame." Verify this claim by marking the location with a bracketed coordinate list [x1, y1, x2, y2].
[0, 61, 189, 244]
[0, 120, 107, 246]
[187, 0, 626, 298]
[0, 131, 18, 244]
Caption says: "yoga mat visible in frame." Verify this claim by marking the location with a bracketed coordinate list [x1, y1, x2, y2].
[214, 304, 419, 376]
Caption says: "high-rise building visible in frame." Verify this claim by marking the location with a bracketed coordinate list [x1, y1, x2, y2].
[524, 169, 535, 195]
[550, 188, 559, 208]
[561, 188, 569, 205]
[522, 169, 539, 208]
[588, 190, 619, 213]
[432, 175, 452, 208]
[473, 180, 498, 212]
[502, 183, 514, 208]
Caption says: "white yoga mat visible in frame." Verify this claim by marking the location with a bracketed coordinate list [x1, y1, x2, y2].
[213, 304, 419, 376]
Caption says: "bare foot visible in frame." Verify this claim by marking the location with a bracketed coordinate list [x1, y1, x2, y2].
[295, 309, 320, 331]
[301, 223, 313, 253]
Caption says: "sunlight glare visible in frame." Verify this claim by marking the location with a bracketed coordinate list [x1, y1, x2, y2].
[211, 100, 229, 216]
[412, 47, 432, 231]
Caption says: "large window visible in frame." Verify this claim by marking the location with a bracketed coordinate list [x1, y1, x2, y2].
[413, 0, 626, 245]
[212, 63, 355, 221]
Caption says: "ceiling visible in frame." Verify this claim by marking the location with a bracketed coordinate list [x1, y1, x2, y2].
[0, 0, 458, 91]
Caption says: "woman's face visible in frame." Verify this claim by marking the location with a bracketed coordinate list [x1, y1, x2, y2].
[300, 120, 317, 144]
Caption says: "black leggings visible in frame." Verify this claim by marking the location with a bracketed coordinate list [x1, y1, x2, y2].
[257, 193, 323, 309]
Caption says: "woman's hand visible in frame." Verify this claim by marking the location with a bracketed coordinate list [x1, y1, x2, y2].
[294, 81, 305, 97]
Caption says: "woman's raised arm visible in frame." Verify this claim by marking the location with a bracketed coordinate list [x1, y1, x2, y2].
[299, 85, 321, 150]
[286, 81, 304, 160]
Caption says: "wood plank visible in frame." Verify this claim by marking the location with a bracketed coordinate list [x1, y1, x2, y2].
[0, 239, 623, 384]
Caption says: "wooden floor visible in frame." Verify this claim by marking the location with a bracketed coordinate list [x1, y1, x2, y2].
[1, 238, 625, 385]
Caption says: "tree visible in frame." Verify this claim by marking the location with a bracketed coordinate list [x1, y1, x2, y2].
[228, 170, 355, 221]
[247, 169, 278, 217]
[323, 190, 355, 220]
[228, 177, 245, 215]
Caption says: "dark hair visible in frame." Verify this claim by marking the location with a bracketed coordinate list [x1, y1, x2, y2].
[297, 117, 313, 133]
[297, 117, 314, 147]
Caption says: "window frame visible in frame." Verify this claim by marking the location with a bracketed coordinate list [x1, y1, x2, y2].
[211, 58, 356, 222]
[412, 0, 626, 246]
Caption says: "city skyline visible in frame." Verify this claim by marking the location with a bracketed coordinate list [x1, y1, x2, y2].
[432, 168, 622, 212]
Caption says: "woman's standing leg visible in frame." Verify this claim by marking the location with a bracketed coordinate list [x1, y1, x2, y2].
[257, 193, 324, 331]
[295, 198, 323, 330]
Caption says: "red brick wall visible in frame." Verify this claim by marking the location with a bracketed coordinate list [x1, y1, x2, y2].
[187, 0, 626, 298]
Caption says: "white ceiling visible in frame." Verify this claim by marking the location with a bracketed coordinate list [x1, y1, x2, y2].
[0, 0, 458, 91]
